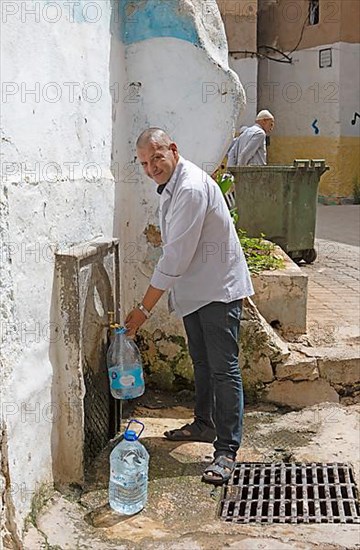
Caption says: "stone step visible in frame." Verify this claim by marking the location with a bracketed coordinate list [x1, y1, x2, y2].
[263, 345, 360, 409]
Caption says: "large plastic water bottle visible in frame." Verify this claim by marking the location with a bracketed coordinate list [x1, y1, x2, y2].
[109, 420, 149, 515]
[107, 327, 145, 400]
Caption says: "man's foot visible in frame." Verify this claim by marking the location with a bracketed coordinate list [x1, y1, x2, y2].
[201, 455, 236, 486]
[163, 422, 216, 443]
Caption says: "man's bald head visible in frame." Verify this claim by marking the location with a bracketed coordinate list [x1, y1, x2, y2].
[136, 128, 172, 149]
[136, 128, 179, 185]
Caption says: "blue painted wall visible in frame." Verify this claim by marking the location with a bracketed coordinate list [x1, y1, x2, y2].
[119, 0, 199, 45]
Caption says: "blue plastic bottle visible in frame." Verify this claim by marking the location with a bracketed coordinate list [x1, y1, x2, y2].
[107, 327, 145, 400]
[109, 420, 149, 515]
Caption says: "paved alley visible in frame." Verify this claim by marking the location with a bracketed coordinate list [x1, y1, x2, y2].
[302, 205, 360, 346]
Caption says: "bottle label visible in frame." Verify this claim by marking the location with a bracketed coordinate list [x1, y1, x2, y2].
[108, 364, 144, 391]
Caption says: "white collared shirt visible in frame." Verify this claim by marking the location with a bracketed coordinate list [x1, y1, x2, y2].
[228, 123, 267, 166]
[150, 157, 254, 317]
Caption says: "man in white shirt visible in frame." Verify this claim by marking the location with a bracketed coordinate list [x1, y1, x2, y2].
[125, 128, 254, 485]
[227, 110, 275, 166]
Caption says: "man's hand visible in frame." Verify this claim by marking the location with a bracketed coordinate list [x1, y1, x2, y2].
[124, 285, 165, 337]
[125, 308, 147, 338]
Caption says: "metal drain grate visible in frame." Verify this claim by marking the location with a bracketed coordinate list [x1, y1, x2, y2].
[219, 463, 360, 524]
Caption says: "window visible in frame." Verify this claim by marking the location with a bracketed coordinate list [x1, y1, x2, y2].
[309, 0, 319, 25]
[319, 48, 332, 68]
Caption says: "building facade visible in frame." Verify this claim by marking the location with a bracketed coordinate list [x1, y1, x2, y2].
[217, 0, 259, 128]
[258, 0, 360, 199]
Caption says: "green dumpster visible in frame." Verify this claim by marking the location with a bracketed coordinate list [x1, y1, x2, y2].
[230, 159, 329, 263]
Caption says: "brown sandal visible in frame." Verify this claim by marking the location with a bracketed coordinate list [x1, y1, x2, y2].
[201, 455, 236, 485]
[164, 422, 216, 443]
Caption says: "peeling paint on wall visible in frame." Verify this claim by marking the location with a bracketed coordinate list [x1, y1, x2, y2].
[1, 1, 116, 536]
[119, 0, 199, 45]
[144, 224, 162, 247]
[0, 424, 23, 549]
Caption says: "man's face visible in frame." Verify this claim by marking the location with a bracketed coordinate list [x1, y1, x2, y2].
[262, 119, 275, 135]
[137, 141, 179, 185]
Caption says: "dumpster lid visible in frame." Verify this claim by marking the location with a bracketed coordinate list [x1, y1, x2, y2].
[229, 159, 329, 173]
[293, 159, 328, 170]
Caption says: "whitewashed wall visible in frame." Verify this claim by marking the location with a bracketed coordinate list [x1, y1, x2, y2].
[1, 0, 115, 537]
[339, 42, 360, 137]
[229, 57, 258, 129]
[258, 42, 360, 138]
[257, 41, 360, 196]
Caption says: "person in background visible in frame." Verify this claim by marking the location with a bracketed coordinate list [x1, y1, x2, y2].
[227, 110, 275, 166]
[226, 125, 247, 164]
[125, 128, 254, 486]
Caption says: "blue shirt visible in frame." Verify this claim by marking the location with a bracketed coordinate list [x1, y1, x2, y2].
[150, 157, 254, 317]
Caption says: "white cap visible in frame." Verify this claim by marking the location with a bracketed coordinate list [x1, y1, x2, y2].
[256, 109, 274, 121]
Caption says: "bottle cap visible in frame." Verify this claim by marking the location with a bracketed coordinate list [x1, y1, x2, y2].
[124, 429, 138, 441]
[124, 419, 145, 440]
[115, 327, 127, 334]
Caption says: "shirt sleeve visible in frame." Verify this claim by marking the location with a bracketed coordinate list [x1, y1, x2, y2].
[227, 138, 238, 166]
[150, 187, 207, 290]
[238, 130, 265, 165]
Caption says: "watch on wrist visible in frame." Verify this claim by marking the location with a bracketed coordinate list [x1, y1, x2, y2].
[137, 303, 151, 318]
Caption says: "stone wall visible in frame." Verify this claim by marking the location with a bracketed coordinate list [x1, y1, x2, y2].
[251, 247, 308, 336]
[138, 297, 359, 409]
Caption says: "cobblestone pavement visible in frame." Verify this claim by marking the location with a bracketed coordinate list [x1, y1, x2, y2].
[301, 238, 360, 346]
[298, 205, 360, 347]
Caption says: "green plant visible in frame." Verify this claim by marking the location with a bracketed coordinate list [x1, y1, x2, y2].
[214, 171, 238, 225]
[25, 482, 54, 530]
[229, 207, 239, 225]
[352, 176, 360, 205]
[215, 171, 233, 195]
[238, 229, 285, 274]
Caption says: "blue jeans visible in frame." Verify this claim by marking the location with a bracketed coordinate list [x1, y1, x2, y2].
[183, 300, 243, 458]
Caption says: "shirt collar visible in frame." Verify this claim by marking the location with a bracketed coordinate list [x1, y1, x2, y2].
[156, 156, 184, 197]
[156, 183, 166, 195]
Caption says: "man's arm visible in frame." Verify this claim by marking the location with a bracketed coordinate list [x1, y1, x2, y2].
[227, 137, 239, 167]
